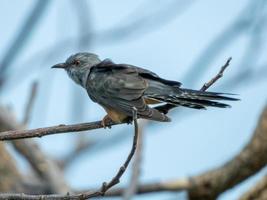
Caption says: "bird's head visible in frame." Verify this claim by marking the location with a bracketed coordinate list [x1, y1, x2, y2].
[52, 52, 101, 87]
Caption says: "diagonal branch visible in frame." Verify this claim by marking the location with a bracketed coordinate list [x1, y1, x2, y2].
[200, 57, 232, 91]
[155, 57, 232, 114]
[0, 0, 50, 86]
[0, 106, 70, 193]
[23, 81, 38, 125]
[239, 174, 267, 200]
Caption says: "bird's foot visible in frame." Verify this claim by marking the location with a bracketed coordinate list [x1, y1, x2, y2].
[123, 117, 133, 125]
[101, 115, 113, 129]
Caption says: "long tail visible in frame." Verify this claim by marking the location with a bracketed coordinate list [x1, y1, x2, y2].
[147, 88, 239, 110]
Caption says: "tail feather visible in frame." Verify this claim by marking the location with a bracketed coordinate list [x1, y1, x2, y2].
[180, 89, 239, 101]
[146, 88, 239, 110]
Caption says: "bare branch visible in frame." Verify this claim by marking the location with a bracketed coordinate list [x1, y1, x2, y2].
[0, 0, 50, 87]
[200, 57, 232, 91]
[0, 108, 139, 199]
[123, 121, 145, 199]
[59, 139, 95, 168]
[0, 106, 70, 193]
[23, 81, 38, 125]
[188, 104, 267, 200]
[155, 57, 232, 114]
[0, 143, 24, 193]
[0, 120, 122, 141]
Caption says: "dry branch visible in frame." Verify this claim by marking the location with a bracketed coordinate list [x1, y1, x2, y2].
[0, 120, 121, 141]
[0, 108, 139, 200]
[0, 0, 50, 86]
[80, 103, 267, 199]
[200, 57, 232, 91]
[23, 81, 38, 125]
[0, 106, 70, 194]
[239, 174, 267, 200]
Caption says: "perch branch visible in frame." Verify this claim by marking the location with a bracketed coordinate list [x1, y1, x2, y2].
[0, 108, 139, 199]
[0, 120, 121, 141]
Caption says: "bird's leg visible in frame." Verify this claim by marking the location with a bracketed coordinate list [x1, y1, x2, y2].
[101, 115, 113, 129]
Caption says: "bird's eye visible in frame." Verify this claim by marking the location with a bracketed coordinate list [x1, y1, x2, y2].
[73, 60, 80, 66]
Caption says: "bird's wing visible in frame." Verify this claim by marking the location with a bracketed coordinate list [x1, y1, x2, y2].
[95, 59, 182, 87]
[89, 60, 170, 122]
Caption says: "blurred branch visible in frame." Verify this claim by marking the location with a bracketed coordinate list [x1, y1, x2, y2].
[59, 139, 96, 168]
[0, 142, 24, 193]
[188, 103, 267, 200]
[23, 81, 38, 125]
[0, 108, 139, 199]
[71, 0, 92, 48]
[12, 140, 70, 194]
[220, 63, 267, 90]
[0, 106, 70, 194]
[0, 0, 50, 87]
[239, 174, 267, 200]
[71, 102, 267, 199]
[123, 121, 145, 199]
[183, 0, 263, 87]
[3, 0, 195, 93]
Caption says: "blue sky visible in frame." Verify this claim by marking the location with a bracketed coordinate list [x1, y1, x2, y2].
[1, 0, 267, 199]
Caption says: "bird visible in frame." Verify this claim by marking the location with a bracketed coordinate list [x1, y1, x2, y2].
[52, 52, 238, 127]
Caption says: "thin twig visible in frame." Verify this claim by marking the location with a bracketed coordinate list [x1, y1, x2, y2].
[200, 57, 232, 91]
[155, 57, 232, 114]
[123, 121, 145, 200]
[23, 81, 38, 125]
[80, 108, 139, 199]
[0, 108, 139, 200]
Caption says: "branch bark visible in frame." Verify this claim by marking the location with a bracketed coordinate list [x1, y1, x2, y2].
[239, 174, 267, 200]
[0, 108, 139, 199]
[188, 104, 267, 199]
[0, 120, 121, 141]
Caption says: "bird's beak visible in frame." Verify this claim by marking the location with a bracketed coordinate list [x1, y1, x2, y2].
[51, 63, 66, 69]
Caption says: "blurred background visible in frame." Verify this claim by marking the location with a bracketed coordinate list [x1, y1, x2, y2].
[0, 0, 267, 199]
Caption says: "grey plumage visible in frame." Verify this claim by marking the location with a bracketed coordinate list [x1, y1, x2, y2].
[52, 52, 239, 123]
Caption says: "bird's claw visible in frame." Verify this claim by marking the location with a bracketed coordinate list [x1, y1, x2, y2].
[101, 115, 112, 129]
